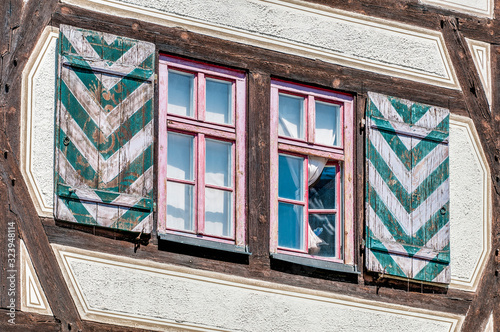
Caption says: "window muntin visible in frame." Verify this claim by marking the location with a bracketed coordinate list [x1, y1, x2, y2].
[158, 55, 246, 246]
[270, 79, 354, 265]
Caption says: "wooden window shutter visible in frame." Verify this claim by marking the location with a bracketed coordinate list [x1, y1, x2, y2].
[54, 25, 155, 233]
[365, 92, 450, 283]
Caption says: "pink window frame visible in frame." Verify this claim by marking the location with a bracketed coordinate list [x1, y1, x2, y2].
[158, 55, 246, 246]
[270, 79, 354, 265]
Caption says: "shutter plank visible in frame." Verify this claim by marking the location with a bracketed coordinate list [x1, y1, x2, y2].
[55, 25, 155, 233]
[410, 106, 450, 283]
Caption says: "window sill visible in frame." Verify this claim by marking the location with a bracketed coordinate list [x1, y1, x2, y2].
[270, 252, 359, 274]
[159, 233, 251, 255]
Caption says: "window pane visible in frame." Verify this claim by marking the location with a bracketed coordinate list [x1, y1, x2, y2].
[205, 188, 232, 237]
[168, 70, 194, 117]
[206, 139, 231, 187]
[308, 213, 336, 257]
[315, 101, 340, 146]
[279, 154, 303, 201]
[206, 78, 232, 125]
[279, 94, 304, 139]
[309, 166, 336, 210]
[167, 181, 194, 232]
[278, 202, 304, 250]
[167, 132, 194, 180]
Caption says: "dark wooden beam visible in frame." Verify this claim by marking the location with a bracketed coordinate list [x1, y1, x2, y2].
[441, 16, 500, 332]
[355, 93, 367, 284]
[0, 309, 155, 332]
[247, 71, 272, 268]
[304, 0, 500, 44]
[0, 132, 83, 332]
[52, 3, 468, 114]
[441, 17, 500, 196]
[0, 178, 20, 310]
[44, 222, 473, 316]
[0, 0, 60, 155]
[0, 309, 59, 332]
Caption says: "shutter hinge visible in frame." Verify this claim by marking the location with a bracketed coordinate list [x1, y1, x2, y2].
[154, 73, 158, 84]
[153, 202, 157, 212]
[360, 238, 366, 253]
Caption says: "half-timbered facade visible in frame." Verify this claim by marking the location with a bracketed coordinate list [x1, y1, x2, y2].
[0, 0, 498, 331]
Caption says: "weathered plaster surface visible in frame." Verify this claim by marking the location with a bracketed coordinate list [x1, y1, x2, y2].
[420, 0, 493, 18]
[20, 26, 58, 217]
[53, 244, 463, 332]
[449, 115, 491, 291]
[63, 0, 459, 89]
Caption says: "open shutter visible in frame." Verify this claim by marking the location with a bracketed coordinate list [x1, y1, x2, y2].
[365, 92, 450, 283]
[54, 25, 155, 233]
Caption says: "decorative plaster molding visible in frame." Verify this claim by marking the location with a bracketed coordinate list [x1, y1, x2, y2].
[20, 241, 53, 315]
[20, 26, 59, 217]
[466, 38, 492, 108]
[420, 0, 493, 18]
[484, 312, 494, 332]
[62, 0, 460, 90]
[52, 244, 464, 332]
[449, 114, 492, 292]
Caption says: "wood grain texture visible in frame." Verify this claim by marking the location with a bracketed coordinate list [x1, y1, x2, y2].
[440, 16, 500, 331]
[0, 308, 155, 332]
[44, 222, 475, 316]
[0, 131, 83, 331]
[247, 71, 271, 260]
[0, 0, 59, 155]
[303, 0, 500, 45]
[50, 4, 466, 112]
[441, 18, 500, 195]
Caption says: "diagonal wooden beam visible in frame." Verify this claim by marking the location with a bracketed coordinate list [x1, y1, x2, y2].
[0, 131, 82, 332]
[441, 17, 500, 196]
[441, 16, 500, 332]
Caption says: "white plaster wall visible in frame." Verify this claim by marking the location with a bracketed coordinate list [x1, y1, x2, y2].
[449, 116, 491, 291]
[64, 0, 458, 89]
[31, 39, 57, 208]
[54, 245, 463, 332]
[122, 0, 445, 77]
[20, 27, 58, 217]
[420, 0, 493, 17]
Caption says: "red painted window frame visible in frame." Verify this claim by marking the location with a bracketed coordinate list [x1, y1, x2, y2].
[270, 79, 355, 265]
[158, 55, 246, 246]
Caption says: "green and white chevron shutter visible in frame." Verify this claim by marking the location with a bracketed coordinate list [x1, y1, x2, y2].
[54, 25, 155, 233]
[365, 92, 450, 283]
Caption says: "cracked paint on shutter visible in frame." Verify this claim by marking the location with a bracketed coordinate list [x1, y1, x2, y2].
[365, 92, 450, 283]
[54, 25, 155, 233]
